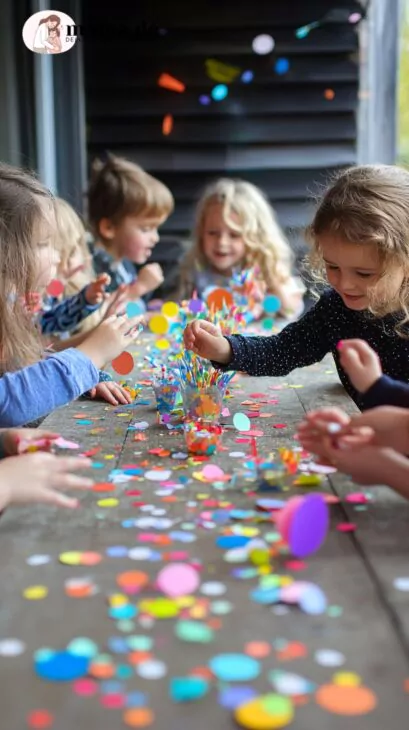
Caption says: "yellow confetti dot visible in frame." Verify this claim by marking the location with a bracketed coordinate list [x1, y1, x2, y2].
[175, 596, 195, 608]
[161, 301, 179, 318]
[23, 585, 48, 600]
[104, 454, 115, 460]
[149, 314, 169, 335]
[59, 551, 82, 565]
[250, 549, 270, 567]
[155, 338, 170, 350]
[97, 498, 119, 508]
[333, 672, 361, 687]
[257, 565, 272, 575]
[108, 593, 129, 607]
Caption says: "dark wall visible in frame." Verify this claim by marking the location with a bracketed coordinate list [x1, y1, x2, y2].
[83, 0, 363, 284]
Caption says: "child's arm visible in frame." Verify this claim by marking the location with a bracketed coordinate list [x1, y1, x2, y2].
[0, 349, 99, 428]
[127, 263, 164, 299]
[184, 290, 332, 375]
[41, 287, 101, 335]
[338, 339, 409, 409]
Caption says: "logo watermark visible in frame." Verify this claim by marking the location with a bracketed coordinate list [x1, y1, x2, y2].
[22, 10, 79, 54]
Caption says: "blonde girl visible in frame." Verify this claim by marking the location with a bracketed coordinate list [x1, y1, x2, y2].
[178, 178, 305, 317]
[184, 165, 409, 412]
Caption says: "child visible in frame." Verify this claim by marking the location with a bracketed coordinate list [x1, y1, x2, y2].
[178, 178, 305, 318]
[0, 162, 143, 426]
[87, 154, 174, 302]
[0, 452, 93, 510]
[297, 405, 409, 500]
[184, 165, 409, 411]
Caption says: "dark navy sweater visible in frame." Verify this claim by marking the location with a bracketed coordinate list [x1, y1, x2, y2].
[217, 289, 409, 411]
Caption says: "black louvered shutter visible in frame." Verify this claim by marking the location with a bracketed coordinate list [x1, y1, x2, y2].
[83, 0, 363, 290]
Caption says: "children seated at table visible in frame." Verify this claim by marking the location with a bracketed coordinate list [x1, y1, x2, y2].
[178, 178, 305, 319]
[0, 162, 143, 426]
[183, 165, 409, 411]
[87, 154, 174, 305]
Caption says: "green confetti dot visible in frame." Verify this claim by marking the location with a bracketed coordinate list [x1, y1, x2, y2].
[175, 620, 214, 643]
[327, 605, 343, 618]
[117, 619, 135, 632]
[127, 636, 153, 651]
[67, 638, 99, 658]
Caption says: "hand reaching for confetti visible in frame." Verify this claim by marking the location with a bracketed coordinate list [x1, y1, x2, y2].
[86, 381, 134, 406]
[337, 339, 382, 393]
[0, 428, 60, 456]
[183, 320, 232, 364]
[102, 284, 130, 319]
[0, 453, 93, 510]
[85, 273, 111, 305]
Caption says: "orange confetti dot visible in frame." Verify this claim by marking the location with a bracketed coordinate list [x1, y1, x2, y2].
[162, 114, 173, 135]
[27, 709, 54, 728]
[324, 88, 335, 100]
[276, 641, 308, 661]
[123, 708, 155, 727]
[404, 678, 409, 693]
[158, 73, 185, 93]
[116, 570, 149, 590]
[128, 651, 153, 665]
[244, 641, 271, 658]
[88, 661, 115, 679]
[189, 666, 214, 681]
[316, 684, 377, 715]
[65, 582, 95, 598]
[92, 482, 116, 493]
[80, 552, 103, 566]
[112, 351, 134, 375]
[207, 287, 234, 311]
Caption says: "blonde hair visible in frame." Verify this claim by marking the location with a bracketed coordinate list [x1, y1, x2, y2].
[179, 178, 293, 298]
[87, 153, 174, 240]
[54, 197, 102, 334]
[0, 163, 53, 373]
[306, 164, 409, 336]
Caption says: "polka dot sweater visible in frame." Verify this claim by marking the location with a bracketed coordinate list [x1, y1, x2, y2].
[218, 288, 409, 411]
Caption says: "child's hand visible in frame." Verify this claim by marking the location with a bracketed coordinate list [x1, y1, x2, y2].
[85, 273, 111, 305]
[183, 320, 232, 363]
[77, 314, 143, 369]
[87, 381, 133, 406]
[338, 339, 382, 393]
[1, 428, 60, 456]
[297, 407, 353, 463]
[102, 284, 130, 319]
[135, 264, 164, 296]
[0, 453, 93, 510]
[320, 443, 398, 487]
[345, 406, 409, 454]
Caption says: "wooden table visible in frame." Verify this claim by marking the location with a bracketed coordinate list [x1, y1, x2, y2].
[0, 334, 408, 729]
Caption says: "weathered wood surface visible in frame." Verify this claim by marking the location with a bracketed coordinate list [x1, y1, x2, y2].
[0, 341, 408, 729]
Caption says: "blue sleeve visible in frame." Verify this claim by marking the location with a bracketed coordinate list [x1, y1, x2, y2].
[361, 375, 409, 410]
[212, 293, 331, 376]
[40, 287, 100, 334]
[0, 349, 99, 427]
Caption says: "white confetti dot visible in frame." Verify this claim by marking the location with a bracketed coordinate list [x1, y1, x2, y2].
[128, 548, 152, 561]
[200, 581, 226, 597]
[26, 554, 51, 566]
[137, 659, 167, 679]
[394, 577, 409, 591]
[314, 649, 345, 667]
[145, 470, 172, 481]
[0, 639, 26, 656]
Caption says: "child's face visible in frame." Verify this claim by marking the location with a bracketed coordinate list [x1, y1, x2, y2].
[101, 215, 163, 264]
[35, 212, 61, 289]
[319, 234, 404, 310]
[202, 203, 245, 274]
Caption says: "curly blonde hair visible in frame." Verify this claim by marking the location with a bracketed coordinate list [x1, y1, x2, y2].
[0, 163, 53, 373]
[178, 178, 293, 298]
[306, 164, 409, 337]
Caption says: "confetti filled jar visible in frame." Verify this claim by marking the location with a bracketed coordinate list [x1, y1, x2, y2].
[181, 384, 224, 422]
[152, 381, 179, 423]
[184, 418, 222, 455]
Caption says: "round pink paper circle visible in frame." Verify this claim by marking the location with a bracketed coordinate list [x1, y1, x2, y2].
[275, 497, 303, 543]
[288, 493, 329, 557]
[157, 563, 199, 597]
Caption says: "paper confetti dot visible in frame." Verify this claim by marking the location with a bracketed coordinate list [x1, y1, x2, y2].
[263, 294, 281, 314]
[175, 620, 214, 643]
[162, 301, 179, 318]
[144, 470, 172, 482]
[35, 651, 89, 682]
[72, 678, 99, 696]
[26, 709, 54, 729]
[112, 352, 134, 375]
[23, 585, 48, 600]
[126, 301, 145, 317]
[393, 577, 409, 591]
[235, 693, 293, 729]
[46, 279, 64, 297]
[137, 659, 167, 680]
[157, 563, 199, 597]
[210, 654, 260, 682]
[123, 708, 155, 727]
[200, 581, 226, 597]
[233, 413, 251, 432]
[26, 554, 51, 566]
[315, 683, 377, 715]
[219, 686, 258, 709]
[252, 33, 275, 54]
[0, 638, 26, 656]
[315, 649, 345, 667]
[149, 314, 169, 335]
[67, 638, 99, 658]
[244, 641, 271, 658]
[336, 523, 356, 532]
[170, 676, 209, 702]
[97, 498, 119, 508]
[207, 287, 234, 310]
